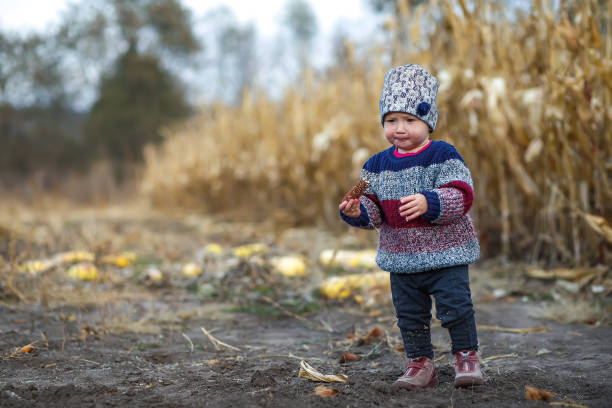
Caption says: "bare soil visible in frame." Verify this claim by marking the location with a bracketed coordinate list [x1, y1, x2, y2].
[2, 290, 611, 407]
[0, 207, 610, 407]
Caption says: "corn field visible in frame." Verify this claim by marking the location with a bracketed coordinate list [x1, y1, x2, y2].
[142, 0, 611, 266]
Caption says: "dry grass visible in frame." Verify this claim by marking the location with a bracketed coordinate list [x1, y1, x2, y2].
[530, 296, 611, 326]
[142, 65, 386, 226]
[0, 201, 609, 327]
[141, 0, 611, 266]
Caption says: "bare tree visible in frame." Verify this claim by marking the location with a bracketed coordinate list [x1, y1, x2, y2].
[282, 0, 318, 69]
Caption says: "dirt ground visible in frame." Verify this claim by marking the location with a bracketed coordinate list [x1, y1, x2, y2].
[1, 205, 610, 407]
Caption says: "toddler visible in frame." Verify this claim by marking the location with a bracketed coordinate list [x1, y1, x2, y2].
[339, 64, 483, 389]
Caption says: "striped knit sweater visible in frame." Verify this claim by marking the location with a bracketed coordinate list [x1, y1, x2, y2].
[340, 140, 480, 273]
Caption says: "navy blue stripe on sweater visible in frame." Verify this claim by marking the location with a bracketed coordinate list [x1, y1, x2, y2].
[363, 140, 464, 174]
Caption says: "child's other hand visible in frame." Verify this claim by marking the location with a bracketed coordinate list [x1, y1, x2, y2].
[399, 194, 428, 221]
[339, 199, 361, 218]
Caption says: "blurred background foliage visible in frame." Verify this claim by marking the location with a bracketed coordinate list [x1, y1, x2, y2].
[1, 0, 199, 182]
[0, 0, 611, 267]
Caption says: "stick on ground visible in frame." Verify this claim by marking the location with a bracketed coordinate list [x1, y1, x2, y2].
[182, 332, 194, 352]
[477, 324, 548, 333]
[201, 326, 241, 351]
[482, 353, 519, 362]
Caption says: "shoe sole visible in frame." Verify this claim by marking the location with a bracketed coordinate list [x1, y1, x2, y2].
[454, 375, 484, 388]
[393, 376, 439, 390]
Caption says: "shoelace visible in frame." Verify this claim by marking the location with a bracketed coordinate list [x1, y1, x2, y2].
[457, 352, 477, 372]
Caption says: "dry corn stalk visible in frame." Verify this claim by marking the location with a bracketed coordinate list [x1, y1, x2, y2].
[142, 0, 611, 266]
[526, 267, 604, 281]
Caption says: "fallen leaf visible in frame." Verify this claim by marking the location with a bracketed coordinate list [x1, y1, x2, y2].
[362, 327, 384, 343]
[478, 293, 495, 303]
[345, 333, 357, 339]
[313, 385, 339, 398]
[340, 353, 360, 363]
[394, 345, 405, 351]
[19, 345, 35, 354]
[525, 386, 554, 401]
[298, 360, 349, 383]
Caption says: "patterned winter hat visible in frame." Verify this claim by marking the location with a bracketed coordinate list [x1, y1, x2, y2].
[379, 64, 440, 131]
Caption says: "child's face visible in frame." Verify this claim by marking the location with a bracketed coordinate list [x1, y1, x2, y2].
[383, 112, 430, 153]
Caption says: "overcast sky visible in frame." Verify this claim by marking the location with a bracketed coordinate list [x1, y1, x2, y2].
[0, 0, 375, 38]
[0, 0, 382, 107]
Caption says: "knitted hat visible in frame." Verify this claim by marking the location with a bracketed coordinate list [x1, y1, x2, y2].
[379, 64, 440, 131]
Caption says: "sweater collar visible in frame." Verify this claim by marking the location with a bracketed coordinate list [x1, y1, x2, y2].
[393, 140, 432, 157]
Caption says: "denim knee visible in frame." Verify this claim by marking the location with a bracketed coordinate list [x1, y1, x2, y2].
[432, 265, 475, 328]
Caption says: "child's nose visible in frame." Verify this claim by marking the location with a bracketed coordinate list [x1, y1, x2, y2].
[397, 120, 408, 132]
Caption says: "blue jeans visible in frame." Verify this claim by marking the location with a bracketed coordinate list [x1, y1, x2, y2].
[390, 265, 478, 360]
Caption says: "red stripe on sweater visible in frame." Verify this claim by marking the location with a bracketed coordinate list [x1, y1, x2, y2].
[380, 200, 431, 228]
[440, 181, 473, 214]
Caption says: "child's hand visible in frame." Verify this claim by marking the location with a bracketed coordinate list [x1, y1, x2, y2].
[339, 198, 361, 218]
[399, 194, 428, 221]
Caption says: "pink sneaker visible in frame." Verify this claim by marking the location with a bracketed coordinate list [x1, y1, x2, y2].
[393, 356, 439, 390]
[454, 350, 484, 387]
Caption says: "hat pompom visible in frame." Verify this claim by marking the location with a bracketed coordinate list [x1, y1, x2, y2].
[416, 102, 431, 117]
